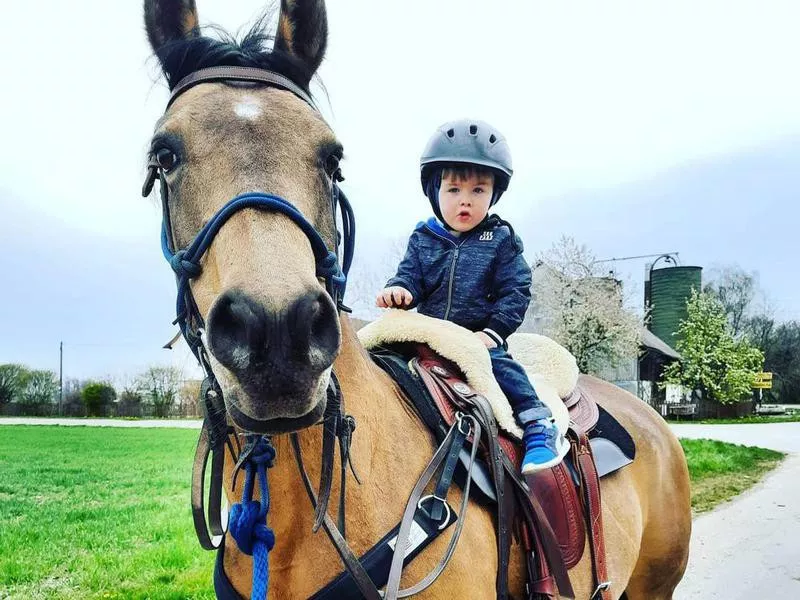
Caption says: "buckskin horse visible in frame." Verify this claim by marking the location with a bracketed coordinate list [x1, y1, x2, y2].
[141, 1, 691, 598]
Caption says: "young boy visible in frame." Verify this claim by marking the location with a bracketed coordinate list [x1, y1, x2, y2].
[376, 119, 567, 473]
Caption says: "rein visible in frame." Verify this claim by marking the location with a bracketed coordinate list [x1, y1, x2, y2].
[144, 66, 483, 600]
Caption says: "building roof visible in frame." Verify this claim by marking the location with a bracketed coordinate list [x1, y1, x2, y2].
[640, 327, 681, 360]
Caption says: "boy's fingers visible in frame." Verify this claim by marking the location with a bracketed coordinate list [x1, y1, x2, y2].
[402, 291, 413, 306]
[391, 289, 403, 305]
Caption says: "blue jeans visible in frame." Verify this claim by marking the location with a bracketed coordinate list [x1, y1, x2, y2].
[489, 346, 551, 425]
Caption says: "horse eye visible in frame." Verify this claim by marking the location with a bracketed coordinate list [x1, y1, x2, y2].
[155, 147, 179, 172]
[324, 153, 340, 178]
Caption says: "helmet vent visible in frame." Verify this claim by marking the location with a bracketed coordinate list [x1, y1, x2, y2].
[489, 134, 497, 144]
[469, 124, 478, 135]
[446, 128, 455, 138]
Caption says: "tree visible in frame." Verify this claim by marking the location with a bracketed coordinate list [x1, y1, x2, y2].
[345, 236, 409, 321]
[140, 366, 182, 418]
[527, 236, 643, 375]
[761, 321, 800, 404]
[663, 290, 764, 404]
[81, 382, 117, 417]
[20, 370, 59, 410]
[178, 379, 202, 417]
[703, 266, 757, 337]
[0, 364, 29, 405]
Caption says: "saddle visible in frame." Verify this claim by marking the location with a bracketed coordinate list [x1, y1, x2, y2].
[370, 342, 634, 600]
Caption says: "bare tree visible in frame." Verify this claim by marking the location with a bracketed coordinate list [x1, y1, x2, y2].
[21, 370, 59, 407]
[528, 236, 643, 375]
[178, 379, 202, 417]
[346, 236, 408, 321]
[139, 365, 182, 418]
[703, 265, 759, 337]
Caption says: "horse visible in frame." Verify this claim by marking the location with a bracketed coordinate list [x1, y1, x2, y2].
[141, 1, 691, 598]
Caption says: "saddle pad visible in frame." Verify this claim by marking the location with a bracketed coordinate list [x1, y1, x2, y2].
[359, 310, 577, 438]
[589, 405, 636, 464]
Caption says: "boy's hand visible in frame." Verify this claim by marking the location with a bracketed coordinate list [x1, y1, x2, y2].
[475, 331, 498, 349]
[376, 286, 414, 309]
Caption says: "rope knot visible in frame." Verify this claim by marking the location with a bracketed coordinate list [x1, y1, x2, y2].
[250, 442, 277, 468]
[229, 500, 276, 555]
[317, 252, 340, 276]
[170, 250, 202, 279]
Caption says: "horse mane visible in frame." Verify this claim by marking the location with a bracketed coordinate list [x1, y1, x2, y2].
[154, 15, 314, 94]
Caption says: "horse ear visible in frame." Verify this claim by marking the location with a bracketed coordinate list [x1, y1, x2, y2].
[274, 0, 328, 79]
[144, 0, 200, 55]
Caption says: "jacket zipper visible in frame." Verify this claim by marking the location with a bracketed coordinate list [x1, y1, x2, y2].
[444, 248, 460, 319]
[422, 223, 484, 321]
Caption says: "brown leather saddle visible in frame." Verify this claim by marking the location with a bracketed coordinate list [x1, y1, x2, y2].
[393, 345, 614, 600]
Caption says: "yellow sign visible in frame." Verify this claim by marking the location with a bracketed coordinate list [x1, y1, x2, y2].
[753, 372, 773, 389]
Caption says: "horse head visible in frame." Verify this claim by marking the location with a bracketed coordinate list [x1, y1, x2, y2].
[143, 0, 344, 433]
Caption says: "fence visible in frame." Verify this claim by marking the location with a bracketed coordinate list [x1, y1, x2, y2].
[0, 401, 202, 419]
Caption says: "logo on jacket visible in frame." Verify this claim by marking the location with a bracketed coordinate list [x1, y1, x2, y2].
[479, 231, 494, 241]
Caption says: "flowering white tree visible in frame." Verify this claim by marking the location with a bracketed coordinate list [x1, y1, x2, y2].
[345, 236, 409, 321]
[527, 236, 643, 375]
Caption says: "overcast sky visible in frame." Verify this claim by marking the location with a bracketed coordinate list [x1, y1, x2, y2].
[1, 1, 797, 381]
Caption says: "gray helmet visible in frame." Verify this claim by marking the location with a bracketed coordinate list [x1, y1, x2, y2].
[420, 119, 513, 195]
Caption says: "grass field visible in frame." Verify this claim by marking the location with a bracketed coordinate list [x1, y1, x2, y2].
[0, 426, 786, 598]
[669, 414, 800, 424]
[0, 427, 215, 599]
[680, 438, 784, 513]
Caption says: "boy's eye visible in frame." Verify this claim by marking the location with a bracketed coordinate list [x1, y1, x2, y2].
[447, 187, 460, 193]
[474, 187, 485, 193]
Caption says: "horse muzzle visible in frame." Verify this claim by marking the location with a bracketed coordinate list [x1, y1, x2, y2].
[206, 287, 340, 432]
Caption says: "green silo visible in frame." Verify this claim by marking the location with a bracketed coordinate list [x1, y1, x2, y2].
[648, 266, 702, 347]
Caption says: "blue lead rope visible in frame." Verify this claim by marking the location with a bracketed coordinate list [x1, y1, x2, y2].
[228, 436, 277, 600]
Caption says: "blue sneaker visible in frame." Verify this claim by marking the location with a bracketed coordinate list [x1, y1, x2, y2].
[521, 419, 568, 474]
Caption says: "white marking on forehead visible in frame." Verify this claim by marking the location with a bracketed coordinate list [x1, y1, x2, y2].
[234, 96, 262, 121]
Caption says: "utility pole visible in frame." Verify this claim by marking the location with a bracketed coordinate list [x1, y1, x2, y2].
[59, 341, 63, 416]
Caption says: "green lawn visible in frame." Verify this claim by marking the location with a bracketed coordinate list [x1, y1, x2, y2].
[0, 427, 786, 598]
[680, 438, 784, 513]
[669, 414, 800, 424]
[0, 427, 215, 599]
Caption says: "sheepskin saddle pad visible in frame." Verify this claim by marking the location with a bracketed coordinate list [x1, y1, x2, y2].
[357, 309, 579, 438]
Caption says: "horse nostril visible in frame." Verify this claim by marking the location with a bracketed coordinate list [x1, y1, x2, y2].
[208, 289, 267, 370]
[290, 291, 340, 370]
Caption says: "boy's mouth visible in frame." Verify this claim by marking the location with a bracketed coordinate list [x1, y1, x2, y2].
[457, 210, 471, 219]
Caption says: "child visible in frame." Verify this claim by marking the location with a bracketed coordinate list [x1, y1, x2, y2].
[376, 119, 567, 473]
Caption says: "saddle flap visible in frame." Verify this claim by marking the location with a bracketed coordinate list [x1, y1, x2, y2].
[525, 463, 586, 569]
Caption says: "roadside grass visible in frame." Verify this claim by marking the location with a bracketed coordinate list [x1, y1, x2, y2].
[681, 438, 784, 513]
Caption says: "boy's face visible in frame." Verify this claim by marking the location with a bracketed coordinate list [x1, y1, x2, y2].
[438, 171, 494, 232]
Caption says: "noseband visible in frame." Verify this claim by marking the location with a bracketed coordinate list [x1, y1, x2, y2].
[141, 66, 355, 372]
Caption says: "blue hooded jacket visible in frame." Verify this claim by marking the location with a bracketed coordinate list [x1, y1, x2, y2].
[386, 215, 532, 340]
